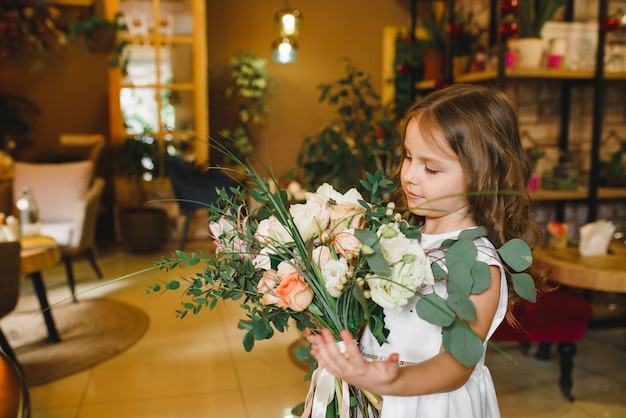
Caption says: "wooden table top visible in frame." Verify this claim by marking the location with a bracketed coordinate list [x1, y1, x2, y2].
[535, 243, 626, 293]
[19, 235, 60, 276]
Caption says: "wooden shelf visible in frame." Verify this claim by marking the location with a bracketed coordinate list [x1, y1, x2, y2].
[457, 68, 626, 83]
[414, 69, 626, 90]
[530, 188, 626, 201]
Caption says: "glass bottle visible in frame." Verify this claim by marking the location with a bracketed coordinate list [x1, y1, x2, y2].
[15, 185, 40, 237]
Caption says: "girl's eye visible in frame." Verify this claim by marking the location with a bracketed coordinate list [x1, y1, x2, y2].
[425, 166, 438, 174]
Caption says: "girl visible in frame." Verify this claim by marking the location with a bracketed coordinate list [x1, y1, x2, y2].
[309, 84, 550, 417]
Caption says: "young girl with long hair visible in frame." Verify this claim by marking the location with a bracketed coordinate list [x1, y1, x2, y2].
[309, 83, 551, 417]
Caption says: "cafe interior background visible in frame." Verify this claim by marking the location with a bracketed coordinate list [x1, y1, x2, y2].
[1, 0, 626, 417]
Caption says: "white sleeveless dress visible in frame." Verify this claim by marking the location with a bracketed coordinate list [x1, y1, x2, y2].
[359, 229, 506, 418]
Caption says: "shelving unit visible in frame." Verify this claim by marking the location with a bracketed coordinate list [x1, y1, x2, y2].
[409, 0, 625, 223]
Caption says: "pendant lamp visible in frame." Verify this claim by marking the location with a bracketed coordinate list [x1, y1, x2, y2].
[275, 7, 303, 37]
[271, 37, 299, 64]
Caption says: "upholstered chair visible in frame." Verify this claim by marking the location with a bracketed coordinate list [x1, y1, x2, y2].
[491, 288, 594, 402]
[13, 161, 105, 302]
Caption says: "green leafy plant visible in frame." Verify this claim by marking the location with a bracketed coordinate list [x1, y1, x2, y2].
[70, 11, 129, 68]
[294, 59, 401, 193]
[116, 134, 159, 207]
[518, 0, 567, 38]
[218, 51, 273, 166]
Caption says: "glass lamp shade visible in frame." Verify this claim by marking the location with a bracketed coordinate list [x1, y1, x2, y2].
[275, 7, 303, 37]
[271, 37, 299, 64]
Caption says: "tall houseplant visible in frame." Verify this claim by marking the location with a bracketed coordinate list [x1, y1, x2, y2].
[115, 135, 167, 253]
[293, 59, 400, 194]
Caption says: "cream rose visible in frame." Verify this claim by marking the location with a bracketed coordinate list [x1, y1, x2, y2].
[289, 193, 330, 242]
[367, 244, 434, 311]
[377, 222, 413, 264]
[255, 215, 293, 246]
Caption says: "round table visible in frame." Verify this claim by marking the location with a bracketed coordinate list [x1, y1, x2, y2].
[535, 243, 626, 293]
[20, 235, 62, 343]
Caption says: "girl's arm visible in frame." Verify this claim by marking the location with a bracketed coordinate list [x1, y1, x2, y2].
[310, 265, 502, 396]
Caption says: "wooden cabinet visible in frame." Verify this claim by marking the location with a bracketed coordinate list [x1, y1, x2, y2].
[103, 0, 208, 167]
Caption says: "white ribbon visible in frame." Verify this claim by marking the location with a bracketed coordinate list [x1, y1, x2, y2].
[301, 367, 351, 418]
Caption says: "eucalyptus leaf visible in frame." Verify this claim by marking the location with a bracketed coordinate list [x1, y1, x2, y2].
[470, 261, 491, 294]
[498, 238, 532, 272]
[446, 291, 477, 322]
[242, 331, 255, 351]
[415, 293, 455, 327]
[512, 272, 537, 302]
[166, 280, 180, 290]
[431, 262, 448, 280]
[458, 226, 488, 241]
[445, 239, 477, 267]
[447, 262, 473, 295]
[442, 321, 484, 367]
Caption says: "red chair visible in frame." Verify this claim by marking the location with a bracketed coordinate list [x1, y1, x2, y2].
[492, 288, 594, 401]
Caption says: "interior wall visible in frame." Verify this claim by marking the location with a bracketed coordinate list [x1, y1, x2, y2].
[207, 0, 410, 181]
[0, 0, 411, 181]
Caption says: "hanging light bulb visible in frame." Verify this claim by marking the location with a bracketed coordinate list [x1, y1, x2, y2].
[271, 37, 299, 64]
[275, 7, 303, 37]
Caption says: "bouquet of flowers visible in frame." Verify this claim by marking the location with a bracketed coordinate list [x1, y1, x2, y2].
[146, 141, 536, 417]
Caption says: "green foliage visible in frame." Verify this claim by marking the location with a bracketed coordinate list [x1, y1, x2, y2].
[518, 0, 567, 38]
[70, 11, 129, 69]
[219, 51, 273, 165]
[294, 59, 401, 193]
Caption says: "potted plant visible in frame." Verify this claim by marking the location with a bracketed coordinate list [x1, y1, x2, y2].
[70, 11, 129, 69]
[115, 135, 167, 254]
[217, 51, 273, 168]
[417, 7, 448, 80]
[293, 59, 401, 194]
[506, 0, 567, 67]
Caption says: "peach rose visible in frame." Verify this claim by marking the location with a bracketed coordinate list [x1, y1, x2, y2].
[257, 269, 281, 306]
[333, 229, 362, 260]
[275, 261, 314, 311]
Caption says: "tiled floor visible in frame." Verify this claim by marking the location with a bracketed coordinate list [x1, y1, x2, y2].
[14, 240, 626, 417]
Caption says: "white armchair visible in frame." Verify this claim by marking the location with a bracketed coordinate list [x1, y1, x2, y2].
[13, 161, 105, 302]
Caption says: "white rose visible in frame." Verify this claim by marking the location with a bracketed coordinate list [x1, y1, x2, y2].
[289, 193, 330, 242]
[314, 183, 366, 234]
[378, 222, 413, 264]
[322, 258, 349, 298]
[367, 245, 434, 311]
[252, 246, 274, 270]
[255, 216, 293, 246]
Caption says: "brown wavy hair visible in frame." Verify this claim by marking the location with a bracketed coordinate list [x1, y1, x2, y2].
[398, 84, 553, 319]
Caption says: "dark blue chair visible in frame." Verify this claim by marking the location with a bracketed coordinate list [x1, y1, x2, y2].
[164, 156, 235, 250]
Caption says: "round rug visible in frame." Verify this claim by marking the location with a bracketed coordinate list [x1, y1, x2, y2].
[1, 297, 149, 387]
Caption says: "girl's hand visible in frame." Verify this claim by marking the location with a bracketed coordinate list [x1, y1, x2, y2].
[309, 328, 401, 394]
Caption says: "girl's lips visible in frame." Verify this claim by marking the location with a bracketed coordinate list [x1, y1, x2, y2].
[405, 191, 424, 201]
